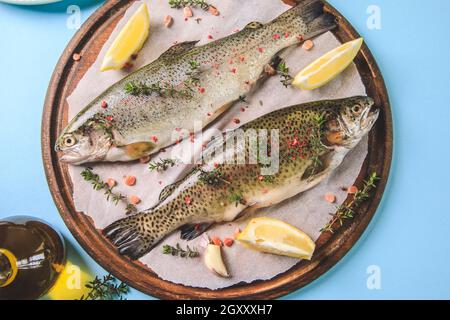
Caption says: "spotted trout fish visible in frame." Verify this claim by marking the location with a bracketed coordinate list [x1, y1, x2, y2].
[56, 0, 336, 164]
[104, 96, 379, 260]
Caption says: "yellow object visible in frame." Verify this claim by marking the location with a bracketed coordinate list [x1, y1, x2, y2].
[0, 248, 18, 288]
[100, 3, 150, 71]
[292, 37, 364, 90]
[204, 244, 230, 278]
[47, 261, 93, 300]
[237, 217, 316, 259]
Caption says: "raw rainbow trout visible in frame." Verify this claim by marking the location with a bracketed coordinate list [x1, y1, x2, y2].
[104, 96, 379, 260]
[55, 0, 336, 164]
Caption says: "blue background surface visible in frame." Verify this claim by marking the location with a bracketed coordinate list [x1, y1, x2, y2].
[0, 0, 449, 300]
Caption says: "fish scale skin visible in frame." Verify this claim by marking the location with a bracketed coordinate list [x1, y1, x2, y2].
[103, 97, 370, 260]
[58, 1, 336, 162]
[102, 12, 307, 142]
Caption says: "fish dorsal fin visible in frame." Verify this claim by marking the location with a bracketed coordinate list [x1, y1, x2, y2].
[145, 181, 180, 211]
[159, 40, 199, 59]
[156, 168, 199, 204]
[158, 181, 179, 202]
[244, 21, 264, 30]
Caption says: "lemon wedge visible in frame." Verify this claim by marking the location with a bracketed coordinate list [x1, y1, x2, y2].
[237, 217, 316, 260]
[100, 3, 150, 71]
[292, 37, 364, 90]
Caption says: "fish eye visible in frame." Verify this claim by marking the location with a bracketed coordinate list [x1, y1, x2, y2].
[63, 135, 77, 147]
[352, 104, 362, 114]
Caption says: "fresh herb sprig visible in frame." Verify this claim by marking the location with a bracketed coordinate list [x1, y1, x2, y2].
[229, 191, 245, 207]
[284, 112, 327, 178]
[308, 112, 327, 177]
[79, 274, 129, 300]
[162, 243, 199, 258]
[277, 60, 293, 87]
[148, 158, 177, 172]
[321, 172, 380, 233]
[184, 60, 201, 88]
[261, 175, 275, 183]
[81, 167, 137, 215]
[87, 114, 114, 140]
[125, 61, 201, 98]
[168, 0, 211, 10]
[125, 81, 159, 95]
[238, 95, 248, 104]
[198, 168, 231, 186]
[81, 167, 107, 191]
[124, 81, 189, 98]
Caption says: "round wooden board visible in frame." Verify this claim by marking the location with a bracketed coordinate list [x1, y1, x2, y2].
[42, 0, 392, 299]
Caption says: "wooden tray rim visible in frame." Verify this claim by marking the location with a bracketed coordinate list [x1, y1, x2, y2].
[41, 0, 393, 300]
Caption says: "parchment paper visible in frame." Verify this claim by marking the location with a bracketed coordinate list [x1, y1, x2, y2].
[67, 0, 367, 289]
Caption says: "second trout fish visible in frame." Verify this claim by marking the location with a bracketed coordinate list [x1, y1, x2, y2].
[56, 0, 336, 164]
[104, 96, 379, 260]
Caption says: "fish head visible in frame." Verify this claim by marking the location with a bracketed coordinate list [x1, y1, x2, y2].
[55, 118, 113, 165]
[325, 96, 379, 149]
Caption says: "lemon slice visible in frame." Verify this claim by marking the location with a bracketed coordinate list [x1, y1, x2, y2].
[237, 217, 316, 259]
[292, 37, 364, 90]
[100, 3, 150, 71]
[0, 248, 18, 288]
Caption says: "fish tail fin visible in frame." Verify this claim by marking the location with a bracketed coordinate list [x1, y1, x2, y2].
[304, 12, 337, 39]
[299, 0, 337, 39]
[275, 0, 336, 39]
[103, 213, 159, 260]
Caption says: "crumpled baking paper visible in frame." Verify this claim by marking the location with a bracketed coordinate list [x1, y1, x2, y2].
[67, 0, 367, 289]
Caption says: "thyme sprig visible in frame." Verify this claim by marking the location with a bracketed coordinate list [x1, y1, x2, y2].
[168, 0, 211, 10]
[148, 158, 177, 172]
[125, 81, 160, 95]
[283, 112, 327, 179]
[321, 172, 380, 233]
[238, 95, 248, 104]
[229, 191, 245, 207]
[124, 81, 190, 98]
[308, 112, 327, 178]
[162, 243, 199, 258]
[261, 175, 275, 183]
[277, 60, 293, 87]
[86, 114, 114, 140]
[81, 167, 137, 215]
[184, 60, 201, 88]
[79, 274, 129, 300]
[198, 168, 231, 186]
[125, 61, 201, 98]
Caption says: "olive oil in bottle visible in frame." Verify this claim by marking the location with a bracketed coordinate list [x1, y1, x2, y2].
[0, 216, 66, 300]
